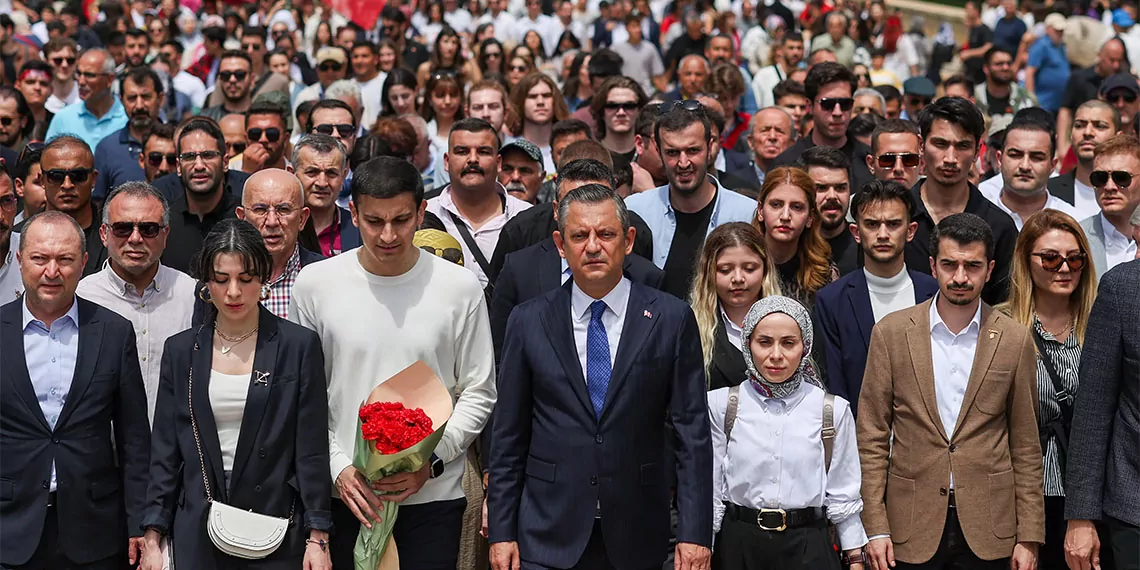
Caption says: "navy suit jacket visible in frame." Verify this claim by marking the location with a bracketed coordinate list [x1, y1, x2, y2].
[488, 281, 713, 569]
[813, 269, 938, 416]
[335, 207, 363, 252]
[0, 298, 151, 566]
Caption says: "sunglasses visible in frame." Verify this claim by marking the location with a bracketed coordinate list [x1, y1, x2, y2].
[876, 152, 921, 168]
[109, 221, 164, 239]
[313, 123, 355, 137]
[484, 51, 502, 59]
[1089, 169, 1133, 188]
[604, 101, 639, 112]
[509, 64, 529, 72]
[230, 142, 247, 155]
[1031, 251, 1087, 272]
[658, 99, 703, 115]
[242, 42, 264, 51]
[1105, 90, 1138, 104]
[319, 62, 344, 72]
[247, 127, 282, 142]
[52, 56, 76, 66]
[180, 150, 223, 163]
[218, 70, 248, 82]
[147, 152, 178, 166]
[0, 117, 17, 127]
[43, 167, 92, 185]
[817, 97, 855, 111]
[907, 96, 933, 106]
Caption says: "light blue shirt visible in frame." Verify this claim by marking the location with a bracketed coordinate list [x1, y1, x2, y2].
[44, 98, 129, 152]
[624, 176, 758, 269]
[22, 297, 81, 492]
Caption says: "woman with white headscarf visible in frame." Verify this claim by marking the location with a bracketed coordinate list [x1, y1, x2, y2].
[708, 296, 868, 570]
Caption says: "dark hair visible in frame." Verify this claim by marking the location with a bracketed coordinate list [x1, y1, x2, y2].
[420, 72, 466, 123]
[0, 87, 33, 140]
[654, 104, 712, 149]
[124, 27, 148, 44]
[873, 84, 901, 103]
[119, 66, 163, 96]
[219, 49, 253, 68]
[162, 39, 184, 56]
[943, 74, 975, 94]
[847, 112, 882, 142]
[984, 46, 1015, 65]
[917, 97, 986, 145]
[370, 117, 418, 158]
[551, 118, 593, 146]
[930, 212, 994, 262]
[635, 102, 661, 137]
[381, 5, 407, 24]
[448, 117, 500, 151]
[350, 135, 397, 169]
[192, 218, 273, 283]
[562, 51, 590, 99]
[351, 155, 424, 205]
[308, 99, 358, 128]
[587, 49, 624, 80]
[178, 117, 226, 154]
[19, 59, 53, 78]
[591, 76, 647, 139]
[797, 145, 851, 171]
[246, 100, 288, 126]
[804, 62, 856, 102]
[700, 103, 725, 135]
[556, 158, 617, 196]
[614, 160, 633, 189]
[870, 118, 920, 154]
[107, 31, 126, 47]
[556, 183, 631, 233]
[145, 122, 176, 145]
[296, 99, 318, 128]
[772, 79, 806, 102]
[352, 40, 379, 56]
[1005, 114, 1057, 156]
[202, 26, 227, 46]
[243, 25, 267, 41]
[380, 67, 418, 117]
[851, 179, 916, 221]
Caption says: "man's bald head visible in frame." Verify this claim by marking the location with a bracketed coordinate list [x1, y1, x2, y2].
[243, 168, 305, 205]
[237, 168, 310, 260]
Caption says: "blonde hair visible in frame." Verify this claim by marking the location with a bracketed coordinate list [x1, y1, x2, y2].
[999, 209, 1098, 344]
[689, 222, 783, 376]
[752, 166, 834, 298]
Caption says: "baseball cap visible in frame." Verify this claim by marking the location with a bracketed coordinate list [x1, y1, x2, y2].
[1100, 73, 1140, 97]
[316, 46, 346, 65]
[1044, 13, 1067, 31]
[903, 77, 936, 98]
[500, 140, 543, 163]
[1113, 8, 1134, 28]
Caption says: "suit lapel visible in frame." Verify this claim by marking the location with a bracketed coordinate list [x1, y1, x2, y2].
[603, 284, 659, 421]
[711, 315, 742, 385]
[845, 272, 875, 349]
[228, 309, 279, 495]
[56, 301, 102, 430]
[540, 284, 594, 416]
[0, 302, 50, 430]
[906, 300, 949, 442]
[538, 240, 563, 292]
[190, 324, 230, 502]
[952, 306, 1001, 440]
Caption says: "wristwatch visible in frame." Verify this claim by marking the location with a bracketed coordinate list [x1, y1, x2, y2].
[841, 551, 868, 566]
[428, 454, 444, 479]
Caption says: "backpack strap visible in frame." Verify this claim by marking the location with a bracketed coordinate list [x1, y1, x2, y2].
[724, 384, 741, 442]
[822, 393, 836, 473]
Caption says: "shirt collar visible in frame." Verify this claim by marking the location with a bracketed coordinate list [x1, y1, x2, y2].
[438, 183, 516, 220]
[1101, 212, 1135, 248]
[269, 245, 303, 286]
[80, 98, 126, 121]
[570, 276, 631, 322]
[653, 174, 726, 214]
[928, 294, 983, 336]
[22, 295, 80, 331]
[102, 261, 165, 295]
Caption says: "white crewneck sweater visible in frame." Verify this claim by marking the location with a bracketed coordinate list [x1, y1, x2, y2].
[864, 266, 915, 323]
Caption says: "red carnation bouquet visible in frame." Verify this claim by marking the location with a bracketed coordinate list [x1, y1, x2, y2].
[351, 362, 453, 570]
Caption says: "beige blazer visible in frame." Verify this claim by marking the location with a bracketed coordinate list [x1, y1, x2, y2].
[857, 299, 1045, 563]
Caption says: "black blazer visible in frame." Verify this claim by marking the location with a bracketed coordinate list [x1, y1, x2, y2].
[488, 282, 713, 569]
[722, 149, 750, 175]
[1047, 171, 1076, 206]
[0, 298, 150, 567]
[708, 315, 748, 391]
[720, 165, 762, 199]
[142, 308, 332, 568]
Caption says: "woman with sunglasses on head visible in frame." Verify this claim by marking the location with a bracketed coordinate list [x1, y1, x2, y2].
[421, 73, 466, 153]
[140, 219, 332, 570]
[996, 209, 1101, 570]
[417, 25, 480, 90]
[379, 67, 419, 117]
[708, 296, 868, 570]
[477, 38, 505, 79]
[690, 222, 783, 391]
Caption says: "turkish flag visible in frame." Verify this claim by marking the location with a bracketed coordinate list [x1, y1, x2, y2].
[329, 0, 386, 31]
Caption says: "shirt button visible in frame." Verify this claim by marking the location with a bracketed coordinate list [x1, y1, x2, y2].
[940, 487, 948, 496]
[51, 357, 56, 363]
[42, 481, 49, 489]
[52, 438, 59, 444]
[589, 476, 597, 485]
[142, 329, 147, 335]
[595, 435, 603, 444]
[141, 356, 147, 362]
[255, 485, 262, 492]
[949, 444, 957, 453]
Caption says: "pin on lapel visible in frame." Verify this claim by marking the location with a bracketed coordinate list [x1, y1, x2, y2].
[988, 330, 997, 340]
[643, 310, 653, 319]
[254, 370, 271, 386]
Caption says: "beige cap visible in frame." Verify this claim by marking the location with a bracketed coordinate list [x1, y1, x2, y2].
[316, 46, 346, 65]
[1045, 13, 1067, 31]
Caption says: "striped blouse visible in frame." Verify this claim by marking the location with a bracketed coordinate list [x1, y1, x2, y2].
[1033, 316, 1082, 497]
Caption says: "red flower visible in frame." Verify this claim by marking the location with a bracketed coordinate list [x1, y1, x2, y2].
[359, 402, 435, 454]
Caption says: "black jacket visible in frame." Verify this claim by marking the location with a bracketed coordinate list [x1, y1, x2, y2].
[708, 314, 747, 391]
[142, 308, 332, 569]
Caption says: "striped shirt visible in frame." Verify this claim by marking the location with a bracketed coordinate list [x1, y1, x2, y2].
[1033, 316, 1081, 497]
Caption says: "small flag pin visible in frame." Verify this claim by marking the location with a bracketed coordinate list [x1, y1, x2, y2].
[988, 331, 997, 339]
[643, 310, 653, 319]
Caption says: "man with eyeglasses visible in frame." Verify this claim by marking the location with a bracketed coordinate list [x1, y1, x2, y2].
[137, 123, 177, 183]
[42, 37, 79, 114]
[93, 67, 164, 201]
[867, 118, 925, 190]
[1099, 73, 1140, 131]
[45, 48, 128, 154]
[379, 6, 428, 70]
[235, 100, 291, 174]
[292, 47, 348, 123]
[974, 47, 1037, 123]
[32, 135, 108, 277]
[201, 51, 255, 123]
[0, 167, 22, 302]
[1080, 133, 1140, 280]
[76, 181, 195, 423]
[772, 62, 874, 197]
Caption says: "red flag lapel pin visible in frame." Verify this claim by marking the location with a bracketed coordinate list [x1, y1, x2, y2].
[643, 310, 653, 319]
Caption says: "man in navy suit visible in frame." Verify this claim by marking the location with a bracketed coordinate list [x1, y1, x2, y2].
[488, 185, 712, 570]
[814, 180, 938, 415]
[295, 133, 362, 256]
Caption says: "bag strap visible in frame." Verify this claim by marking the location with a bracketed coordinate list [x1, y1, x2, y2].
[447, 196, 502, 280]
[188, 327, 215, 504]
[822, 393, 836, 474]
[724, 384, 740, 442]
[1031, 328, 1073, 425]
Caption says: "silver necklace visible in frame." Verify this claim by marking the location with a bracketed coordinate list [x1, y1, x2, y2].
[215, 326, 258, 355]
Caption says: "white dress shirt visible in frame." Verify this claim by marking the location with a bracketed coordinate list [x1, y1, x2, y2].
[992, 190, 1080, 230]
[1101, 212, 1138, 272]
[23, 297, 81, 492]
[0, 232, 23, 304]
[719, 305, 744, 351]
[929, 297, 982, 463]
[426, 185, 533, 287]
[570, 277, 630, 379]
[709, 382, 868, 550]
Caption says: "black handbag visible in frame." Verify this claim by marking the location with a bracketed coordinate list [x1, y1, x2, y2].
[1032, 330, 1074, 478]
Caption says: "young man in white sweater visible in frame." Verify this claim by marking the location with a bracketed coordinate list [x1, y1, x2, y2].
[289, 156, 496, 570]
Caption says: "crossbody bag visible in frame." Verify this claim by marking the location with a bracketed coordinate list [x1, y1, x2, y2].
[1032, 330, 1074, 479]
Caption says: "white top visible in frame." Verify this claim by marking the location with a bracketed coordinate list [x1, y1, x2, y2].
[513, 14, 559, 46]
[929, 297, 982, 460]
[209, 370, 250, 472]
[444, 8, 475, 33]
[426, 185, 533, 286]
[1101, 212, 1139, 272]
[864, 267, 915, 324]
[709, 382, 868, 550]
[977, 174, 1003, 201]
[992, 190, 1080, 230]
[356, 73, 387, 131]
[719, 305, 744, 351]
[77, 264, 197, 423]
[173, 70, 208, 109]
[1071, 177, 1101, 221]
[477, 11, 518, 36]
[288, 249, 497, 505]
[45, 83, 80, 114]
[0, 232, 23, 304]
[570, 277, 630, 380]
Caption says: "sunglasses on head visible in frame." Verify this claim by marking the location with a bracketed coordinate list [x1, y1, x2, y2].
[147, 152, 178, 167]
[658, 99, 703, 115]
[218, 70, 248, 82]
[109, 221, 164, 239]
[1031, 251, 1087, 272]
[313, 123, 355, 137]
[1089, 169, 1133, 188]
[604, 101, 639, 112]
[44, 167, 92, 185]
[817, 97, 854, 111]
[876, 152, 920, 168]
[52, 56, 76, 66]
[1105, 90, 1138, 104]
[247, 127, 282, 142]
[319, 62, 344, 72]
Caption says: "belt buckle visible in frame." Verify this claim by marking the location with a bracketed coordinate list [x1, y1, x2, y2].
[756, 508, 787, 531]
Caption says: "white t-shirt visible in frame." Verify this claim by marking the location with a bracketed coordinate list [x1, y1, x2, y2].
[45, 83, 80, 114]
[356, 73, 387, 131]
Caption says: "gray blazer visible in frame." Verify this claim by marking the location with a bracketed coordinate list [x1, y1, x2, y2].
[1064, 260, 1140, 526]
[1080, 214, 1110, 281]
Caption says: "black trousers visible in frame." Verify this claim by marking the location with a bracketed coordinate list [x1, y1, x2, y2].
[5, 504, 122, 570]
[330, 496, 467, 570]
[711, 516, 841, 570]
[895, 506, 1009, 570]
[1042, 496, 1068, 570]
[519, 520, 659, 570]
[1108, 516, 1140, 570]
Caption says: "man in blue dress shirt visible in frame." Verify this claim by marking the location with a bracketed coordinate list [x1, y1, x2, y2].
[44, 48, 127, 152]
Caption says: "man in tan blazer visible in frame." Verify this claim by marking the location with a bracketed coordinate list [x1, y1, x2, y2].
[858, 212, 1044, 570]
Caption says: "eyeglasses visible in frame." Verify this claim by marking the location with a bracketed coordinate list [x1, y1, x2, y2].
[1089, 169, 1133, 188]
[817, 97, 855, 111]
[76, 71, 108, 80]
[658, 99, 703, 115]
[218, 70, 248, 82]
[109, 221, 164, 239]
[43, 168, 92, 185]
[1031, 251, 1088, 272]
[147, 152, 178, 167]
[247, 127, 282, 142]
[51, 56, 76, 66]
[179, 150, 224, 163]
[0, 194, 16, 210]
[604, 101, 639, 112]
[246, 203, 297, 218]
[1105, 90, 1138, 104]
[229, 142, 247, 155]
[876, 152, 921, 168]
[313, 123, 355, 137]
[319, 62, 344, 72]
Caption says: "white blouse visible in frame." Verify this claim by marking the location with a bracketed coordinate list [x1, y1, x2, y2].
[209, 370, 250, 472]
[709, 382, 868, 550]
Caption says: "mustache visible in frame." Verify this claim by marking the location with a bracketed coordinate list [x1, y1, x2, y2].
[820, 198, 843, 210]
[461, 165, 484, 176]
[504, 181, 527, 192]
[947, 283, 974, 291]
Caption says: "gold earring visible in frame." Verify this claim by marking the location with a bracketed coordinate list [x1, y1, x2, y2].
[198, 285, 211, 303]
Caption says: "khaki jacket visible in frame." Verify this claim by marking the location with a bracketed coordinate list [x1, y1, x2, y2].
[857, 300, 1044, 563]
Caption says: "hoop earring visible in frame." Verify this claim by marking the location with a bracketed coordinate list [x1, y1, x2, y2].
[260, 285, 271, 302]
[198, 285, 211, 303]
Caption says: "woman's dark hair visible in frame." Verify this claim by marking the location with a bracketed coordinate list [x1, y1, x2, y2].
[429, 25, 468, 74]
[521, 29, 549, 63]
[553, 29, 581, 56]
[478, 38, 504, 76]
[380, 67, 419, 117]
[420, 72, 466, 123]
[351, 155, 425, 205]
[917, 96, 986, 145]
[562, 51, 591, 100]
[192, 218, 273, 283]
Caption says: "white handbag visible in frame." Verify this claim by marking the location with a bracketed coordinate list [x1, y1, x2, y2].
[188, 337, 292, 560]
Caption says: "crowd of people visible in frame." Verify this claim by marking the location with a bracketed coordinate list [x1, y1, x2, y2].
[0, 0, 1139, 569]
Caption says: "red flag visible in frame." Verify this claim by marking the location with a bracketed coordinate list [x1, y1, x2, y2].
[329, 0, 387, 32]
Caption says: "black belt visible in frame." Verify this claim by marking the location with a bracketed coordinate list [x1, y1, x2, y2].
[725, 503, 825, 531]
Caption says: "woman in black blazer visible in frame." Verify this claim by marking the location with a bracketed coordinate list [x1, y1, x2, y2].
[140, 220, 332, 570]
